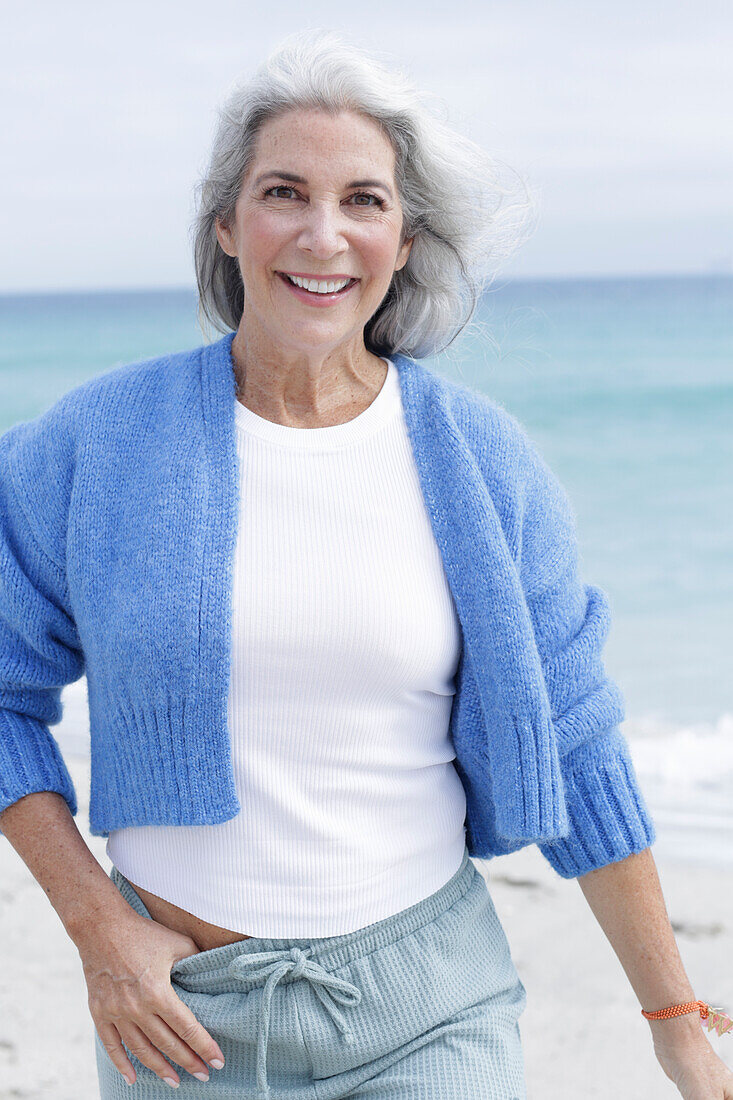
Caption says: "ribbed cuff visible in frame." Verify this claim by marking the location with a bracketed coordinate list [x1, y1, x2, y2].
[536, 726, 657, 878]
[0, 709, 78, 836]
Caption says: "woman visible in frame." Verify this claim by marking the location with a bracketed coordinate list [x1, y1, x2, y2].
[1, 28, 731, 1100]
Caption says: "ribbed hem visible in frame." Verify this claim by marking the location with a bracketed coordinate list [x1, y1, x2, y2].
[0, 709, 78, 835]
[489, 711, 570, 842]
[89, 679, 241, 838]
[536, 726, 657, 878]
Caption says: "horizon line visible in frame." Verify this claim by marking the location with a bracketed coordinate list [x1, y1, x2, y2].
[1, 269, 732, 299]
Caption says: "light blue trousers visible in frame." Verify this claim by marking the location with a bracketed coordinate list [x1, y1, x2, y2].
[95, 845, 527, 1099]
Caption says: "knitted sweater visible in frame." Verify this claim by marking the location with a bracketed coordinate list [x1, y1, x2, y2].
[0, 331, 656, 878]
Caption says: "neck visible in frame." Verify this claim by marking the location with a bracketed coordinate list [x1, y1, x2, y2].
[230, 326, 387, 429]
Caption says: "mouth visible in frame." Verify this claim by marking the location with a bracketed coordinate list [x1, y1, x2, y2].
[277, 272, 359, 305]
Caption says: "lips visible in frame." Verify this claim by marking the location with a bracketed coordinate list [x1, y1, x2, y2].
[276, 272, 359, 304]
[279, 272, 358, 283]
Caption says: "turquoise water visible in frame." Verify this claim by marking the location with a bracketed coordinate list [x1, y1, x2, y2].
[1, 274, 731, 865]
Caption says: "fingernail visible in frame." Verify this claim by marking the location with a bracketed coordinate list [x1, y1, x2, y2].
[193, 1072, 210, 1082]
[123, 1075, 134, 1086]
[163, 1077, 180, 1088]
[210, 1058, 224, 1069]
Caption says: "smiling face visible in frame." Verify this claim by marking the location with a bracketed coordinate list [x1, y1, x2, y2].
[215, 108, 413, 360]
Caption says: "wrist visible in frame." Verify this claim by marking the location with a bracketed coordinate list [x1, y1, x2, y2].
[65, 881, 137, 949]
[647, 1010, 706, 1049]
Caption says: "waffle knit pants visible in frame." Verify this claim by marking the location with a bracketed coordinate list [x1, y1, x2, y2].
[94, 845, 527, 1099]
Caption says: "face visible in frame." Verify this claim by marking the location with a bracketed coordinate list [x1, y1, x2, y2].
[215, 108, 413, 358]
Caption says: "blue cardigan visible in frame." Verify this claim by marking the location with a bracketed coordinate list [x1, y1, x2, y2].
[0, 331, 656, 878]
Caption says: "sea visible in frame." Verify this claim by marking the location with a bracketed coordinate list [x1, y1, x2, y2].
[1, 274, 731, 869]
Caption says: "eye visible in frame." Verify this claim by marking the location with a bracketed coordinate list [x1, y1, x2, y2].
[350, 192, 384, 208]
[261, 185, 384, 207]
[263, 185, 298, 199]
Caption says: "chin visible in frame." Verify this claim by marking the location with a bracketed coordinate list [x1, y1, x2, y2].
[279, 324, 359, 349]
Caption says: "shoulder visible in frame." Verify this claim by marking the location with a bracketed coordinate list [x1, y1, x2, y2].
[2, 341, 204, 454]
[57, 341, 203, 422]
[447, 375, 576, 562]
[397, 353, 553, 503]
[397, 354, 577, 581]
[0, 342, 205, 564]
[396, 352, 523, 443]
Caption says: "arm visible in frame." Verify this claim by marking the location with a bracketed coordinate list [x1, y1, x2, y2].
[516, 428, 656, 876]
[577, 847, 698, 1039]
[0, 783, 227, 1088]
[0, 410, 134, 937]
[0, 411, 84, 829]
[578, 847, 733, 1098]
[0, 411, 227, 1088]
[516, 429, 733, 1095]
[0, 790, 136, 947]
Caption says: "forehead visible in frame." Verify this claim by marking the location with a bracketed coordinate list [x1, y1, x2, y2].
[250, 109, 396, 175]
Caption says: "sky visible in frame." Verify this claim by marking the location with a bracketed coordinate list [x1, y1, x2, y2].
[2, 0, 731, 293]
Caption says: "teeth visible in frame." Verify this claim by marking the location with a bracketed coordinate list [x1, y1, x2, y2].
[285, 275, 351, 294]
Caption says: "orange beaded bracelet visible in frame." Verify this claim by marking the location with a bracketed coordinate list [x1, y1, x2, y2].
[641, 1000, 733, 1036]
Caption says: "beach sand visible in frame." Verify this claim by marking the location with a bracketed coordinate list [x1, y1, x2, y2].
[1, 753, 731, 1099]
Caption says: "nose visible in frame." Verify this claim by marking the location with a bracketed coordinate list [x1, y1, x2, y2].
[296, 201, 348, 258]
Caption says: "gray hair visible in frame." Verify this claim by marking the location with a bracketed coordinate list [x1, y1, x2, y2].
[191, 29, 536, 360]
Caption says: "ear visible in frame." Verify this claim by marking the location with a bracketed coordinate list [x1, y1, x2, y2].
[215, 216, 237, 258]
[394, 235, 414, 272]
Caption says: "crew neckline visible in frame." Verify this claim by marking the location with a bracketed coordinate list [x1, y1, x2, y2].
[233, 357, 399, 449]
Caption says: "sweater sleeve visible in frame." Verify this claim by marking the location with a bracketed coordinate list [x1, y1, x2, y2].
[518, 431, 657, 878]
[0, 415, 85, 835]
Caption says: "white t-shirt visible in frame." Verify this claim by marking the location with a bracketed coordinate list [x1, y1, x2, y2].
[107, 357, 467, 936]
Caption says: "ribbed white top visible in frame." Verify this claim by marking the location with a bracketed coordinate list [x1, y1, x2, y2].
[107, 358, 467, 936]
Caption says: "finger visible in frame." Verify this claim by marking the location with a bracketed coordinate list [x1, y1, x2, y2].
[143, 1013, 217, 1081]
[160, 995, 226, 1070]
[117, 1019, 185, 1087]
[96, 1021, 140, 1087]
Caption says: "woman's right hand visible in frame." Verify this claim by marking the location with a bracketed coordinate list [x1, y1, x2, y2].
[78, 908, 226, 1088]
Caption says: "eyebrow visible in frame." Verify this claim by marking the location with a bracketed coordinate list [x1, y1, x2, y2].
[254, 171, 394, 200]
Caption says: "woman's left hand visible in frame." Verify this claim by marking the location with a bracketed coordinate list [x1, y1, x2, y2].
[653, 1030, 733, 1099]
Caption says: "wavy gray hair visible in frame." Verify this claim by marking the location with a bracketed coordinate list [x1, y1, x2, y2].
[191, 28, 536, 360]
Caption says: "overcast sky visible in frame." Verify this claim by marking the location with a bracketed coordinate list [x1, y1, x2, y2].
[3, 0, 731, 293]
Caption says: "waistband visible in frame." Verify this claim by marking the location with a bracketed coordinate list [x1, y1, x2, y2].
[110, 844, 475, 979]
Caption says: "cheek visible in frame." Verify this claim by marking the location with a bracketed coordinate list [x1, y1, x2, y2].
[239, 212, 289, 260]
[357, 227, 404, 280]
